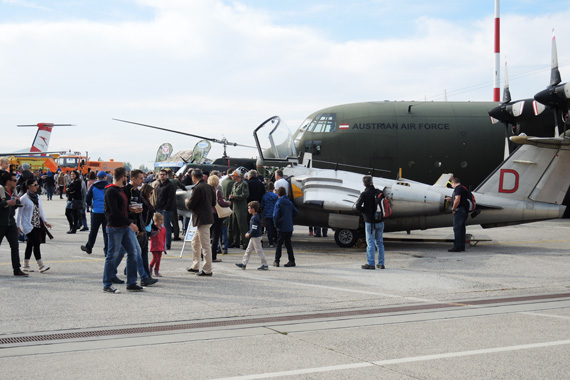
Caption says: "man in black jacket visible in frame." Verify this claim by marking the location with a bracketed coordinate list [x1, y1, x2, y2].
[355, 175, 385, 270]
[185, 169, 216, 276]
[154, 169, 176, 250]
[102, 167, 143, 293]
[448, 177, 469, 252]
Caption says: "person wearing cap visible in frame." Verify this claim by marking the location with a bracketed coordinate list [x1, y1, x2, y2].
[81, 170, 109, 255]
[355, 175, 385, 270]
[229, 168, 250, 249]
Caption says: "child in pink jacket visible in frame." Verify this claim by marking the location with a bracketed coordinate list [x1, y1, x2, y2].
[149, 213, 167, 277]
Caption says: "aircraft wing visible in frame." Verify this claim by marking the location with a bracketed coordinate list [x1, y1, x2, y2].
[0, 151, 60, 156]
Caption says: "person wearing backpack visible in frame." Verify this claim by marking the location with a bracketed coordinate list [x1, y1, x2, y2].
[355, 175, 385, 270]
[449, 177, 469, 252]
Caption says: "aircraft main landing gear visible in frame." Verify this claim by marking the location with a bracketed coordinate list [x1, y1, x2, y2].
[334, 228, 359, 248]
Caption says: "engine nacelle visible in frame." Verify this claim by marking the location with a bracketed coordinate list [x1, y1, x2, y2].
[387, 183, 447, 217]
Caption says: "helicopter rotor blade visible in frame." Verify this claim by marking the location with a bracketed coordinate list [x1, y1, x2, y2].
[112, 119, 256, 149]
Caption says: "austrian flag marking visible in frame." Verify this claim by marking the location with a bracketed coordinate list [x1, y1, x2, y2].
[339, 124, 349, 129]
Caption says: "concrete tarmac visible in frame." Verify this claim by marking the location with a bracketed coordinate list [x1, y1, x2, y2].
[1, 196, 569, 379]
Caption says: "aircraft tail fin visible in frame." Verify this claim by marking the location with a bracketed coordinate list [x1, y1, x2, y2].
[30, 123, 54, 153]
[476, 134, 570, 204]
[17, 123, 73, 154]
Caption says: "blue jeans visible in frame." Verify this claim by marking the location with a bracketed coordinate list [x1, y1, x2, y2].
[365, 222, 385, 266]
[221, 225, 228, 251]
[156, 209, 172, 248]
[453, 207, 468, 250]
[46, 186, 54, 200]
[116, 237, 150, 280]
[103, 227, 139, 287]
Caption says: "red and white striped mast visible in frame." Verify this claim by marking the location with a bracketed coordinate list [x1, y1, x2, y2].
[493, 0, 501, 101]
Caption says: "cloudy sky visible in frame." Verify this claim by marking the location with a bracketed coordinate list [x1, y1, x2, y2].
[1, 0, 569, 168]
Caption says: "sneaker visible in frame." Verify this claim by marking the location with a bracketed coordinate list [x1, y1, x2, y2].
[22, 266, 34, 272]
[13, 269, 29, 277]
[80, 245, 92, 254]
[103, 286, 120, 294]
[111, 277, 125, 284]
[273, 261, 279, 267]
[80, 227, 89, 231]
[186, 267, 199, 273]
[257, 265, 269, 270]
[196, 271, 212, 276]
[284, 262, 296, 267]
[126, 284, 144, 291]
[361, 264, 375, 270]
[376, 264, 386, 269]
[141, 277, 158, 286]
[235, 263, 246, 270]
[39, 265, 50, 273]
[154, 270, 163, 277]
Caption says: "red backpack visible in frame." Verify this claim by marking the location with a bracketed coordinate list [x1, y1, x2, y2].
[375, 191, 392, 221]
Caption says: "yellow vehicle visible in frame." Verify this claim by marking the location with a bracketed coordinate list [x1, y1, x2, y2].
[9, 155, 59, 173]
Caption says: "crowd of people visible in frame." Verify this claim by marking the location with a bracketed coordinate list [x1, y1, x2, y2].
[0, 157, 311, 290]
[1, 156, 391, 287]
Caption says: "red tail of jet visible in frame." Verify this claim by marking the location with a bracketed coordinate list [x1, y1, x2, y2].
[17, 123, 73, 154]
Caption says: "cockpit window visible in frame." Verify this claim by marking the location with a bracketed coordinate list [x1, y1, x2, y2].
[307, 113, 337, 133]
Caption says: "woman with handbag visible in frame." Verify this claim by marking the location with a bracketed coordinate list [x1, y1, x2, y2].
[17, 178, 52, 273]
[65, 170, 83, 234]
[208, 175, 231, 262]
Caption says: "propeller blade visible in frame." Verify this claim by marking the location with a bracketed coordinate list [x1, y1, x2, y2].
[502, 61, 512, 104]
[550, 29, 562, 87]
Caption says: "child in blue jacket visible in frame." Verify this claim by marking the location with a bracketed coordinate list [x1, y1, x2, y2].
[235, 201, 268, 270]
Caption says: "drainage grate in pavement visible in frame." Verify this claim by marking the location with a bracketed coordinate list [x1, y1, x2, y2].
[2, 292, 569, 345]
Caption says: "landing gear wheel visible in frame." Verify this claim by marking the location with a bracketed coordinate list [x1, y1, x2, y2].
[334, 229, 359, 248]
